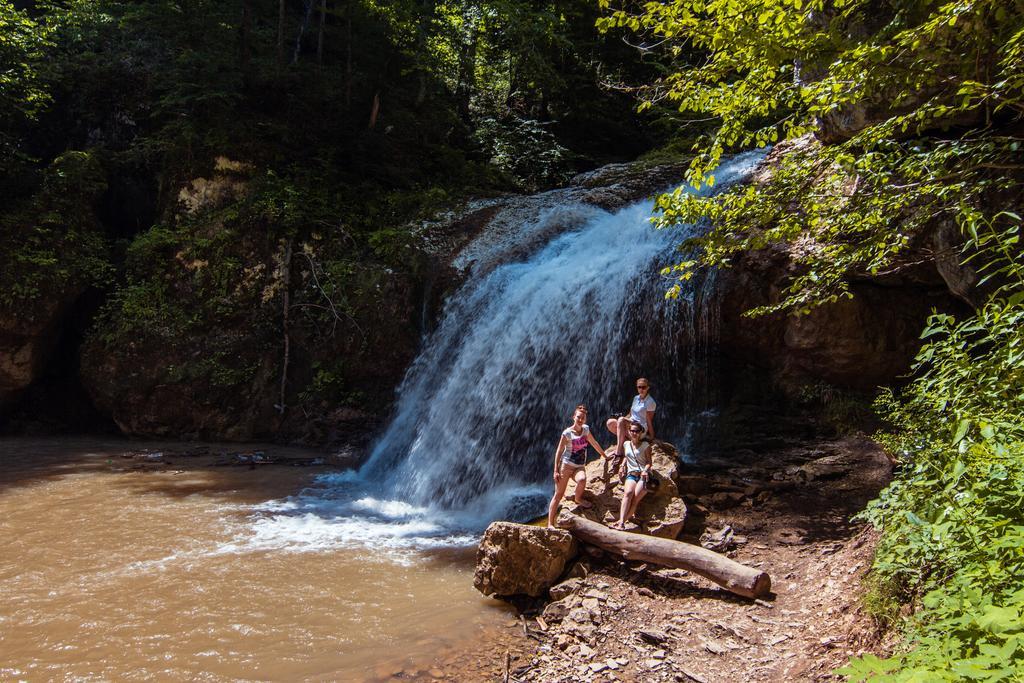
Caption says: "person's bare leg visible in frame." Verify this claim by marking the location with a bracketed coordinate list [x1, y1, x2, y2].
[547, 464, 572, 528]
[616, 417, 630, 455]
[572, 468, 592, 508]
[613, 480, 636, 529]
[605, 418, 618, 454]
[626, 482, 648, 522]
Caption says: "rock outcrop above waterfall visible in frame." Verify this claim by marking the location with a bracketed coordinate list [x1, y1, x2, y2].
[474, 523, 579, 597]
[569, 160, 691, 210]
[709, 138, 973, 395]
[417, 158, 693, 280]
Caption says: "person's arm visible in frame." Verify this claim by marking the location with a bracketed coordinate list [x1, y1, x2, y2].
[586, 430, 605, 456]
[645, 409, 655, 441]
[641, 444, 652, 478]
[552, 434, 568, 481]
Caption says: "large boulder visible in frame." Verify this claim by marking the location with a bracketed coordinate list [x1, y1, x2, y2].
[554, 440, 688, 539]
[474, 522, 578, 598]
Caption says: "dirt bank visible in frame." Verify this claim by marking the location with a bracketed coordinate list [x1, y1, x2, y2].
[430, 435, 895, 682]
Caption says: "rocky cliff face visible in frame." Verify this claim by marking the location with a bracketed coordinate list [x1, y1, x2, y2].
[0, 152, 110, 417]
[0, 292, 81, 412]
[74, 158, 423, 443]
[708, 142, 973, 399]
[0, 149, 972, 442]
[714, 245, 967, 394]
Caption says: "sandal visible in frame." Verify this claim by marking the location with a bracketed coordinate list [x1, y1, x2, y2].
[573, 499, 593, 509]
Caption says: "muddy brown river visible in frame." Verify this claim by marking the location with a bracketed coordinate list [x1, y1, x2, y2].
[0, 438, 514, 681]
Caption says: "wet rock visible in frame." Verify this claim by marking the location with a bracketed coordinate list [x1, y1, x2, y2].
[570, 160, 690, 210]
[674, 475, 720, 496]
[474, 522, 578, 598]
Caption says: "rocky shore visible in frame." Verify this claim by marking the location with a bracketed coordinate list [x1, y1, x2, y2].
[454, 435, 894, 683]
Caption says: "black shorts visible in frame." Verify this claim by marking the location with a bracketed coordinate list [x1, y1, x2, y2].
[562, 447, 588, 467]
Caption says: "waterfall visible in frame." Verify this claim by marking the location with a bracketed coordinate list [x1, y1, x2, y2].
[250, 151, 766, 552]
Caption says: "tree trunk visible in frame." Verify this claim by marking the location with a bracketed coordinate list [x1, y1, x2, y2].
[414, 0, 436, 108]
[368, 91, 381, 128]
[316, 0, 327, 69]
[455, 7, 480, 124]
[239, 0, 254, 88]
[293, 0, 315, 65]
[277, 238, 294, 416]
[277, 0, 286, 75]
[344, 0, 352, 107]
[556, 512, 771, 599]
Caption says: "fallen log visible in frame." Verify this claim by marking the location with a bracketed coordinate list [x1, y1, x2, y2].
[556, 511, 771, 599]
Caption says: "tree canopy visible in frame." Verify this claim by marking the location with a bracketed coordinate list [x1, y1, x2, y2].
[599, 0, 1024, 678]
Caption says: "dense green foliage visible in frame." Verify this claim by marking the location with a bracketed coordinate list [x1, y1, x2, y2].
[599, 0, 1024, 678]
[0, 151, 111, 318]
[0, 0, 669, 420]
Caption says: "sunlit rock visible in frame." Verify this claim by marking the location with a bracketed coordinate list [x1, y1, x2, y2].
[555, 440, 687, 540]
[474, 522, 578, 598]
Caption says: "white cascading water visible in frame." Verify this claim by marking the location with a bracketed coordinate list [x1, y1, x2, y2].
[246, 150, 766, 553]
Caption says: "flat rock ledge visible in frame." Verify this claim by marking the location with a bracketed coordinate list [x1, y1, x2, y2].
[474, 523, 578, 598]
[474, 441, 688, 599]
[555, 440, 687, 540]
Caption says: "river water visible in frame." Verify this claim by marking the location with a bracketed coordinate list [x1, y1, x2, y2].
[0, 438, 512, 681]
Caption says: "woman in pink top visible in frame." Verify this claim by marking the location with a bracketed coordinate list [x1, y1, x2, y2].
[547, 405, 605, 529]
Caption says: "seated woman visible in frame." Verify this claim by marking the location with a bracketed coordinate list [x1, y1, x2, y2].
[547, 405, 606, 529]
[605, 377, 656, 472]
[610, 420, 652, 530]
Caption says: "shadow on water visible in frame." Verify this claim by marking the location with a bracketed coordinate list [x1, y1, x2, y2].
[0, 436, 337, 501]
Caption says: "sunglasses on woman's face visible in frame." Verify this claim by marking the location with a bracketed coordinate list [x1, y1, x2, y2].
[629, 429, 642, 434]
[637, 385, 648, 390]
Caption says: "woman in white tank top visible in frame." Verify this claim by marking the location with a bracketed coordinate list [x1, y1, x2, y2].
[610, 420, 652, 530]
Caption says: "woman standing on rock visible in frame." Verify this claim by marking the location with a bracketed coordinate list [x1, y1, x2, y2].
[547, 405, 605, 529]
[606, 377, 656, 468]
[610, 420, 652, 530]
